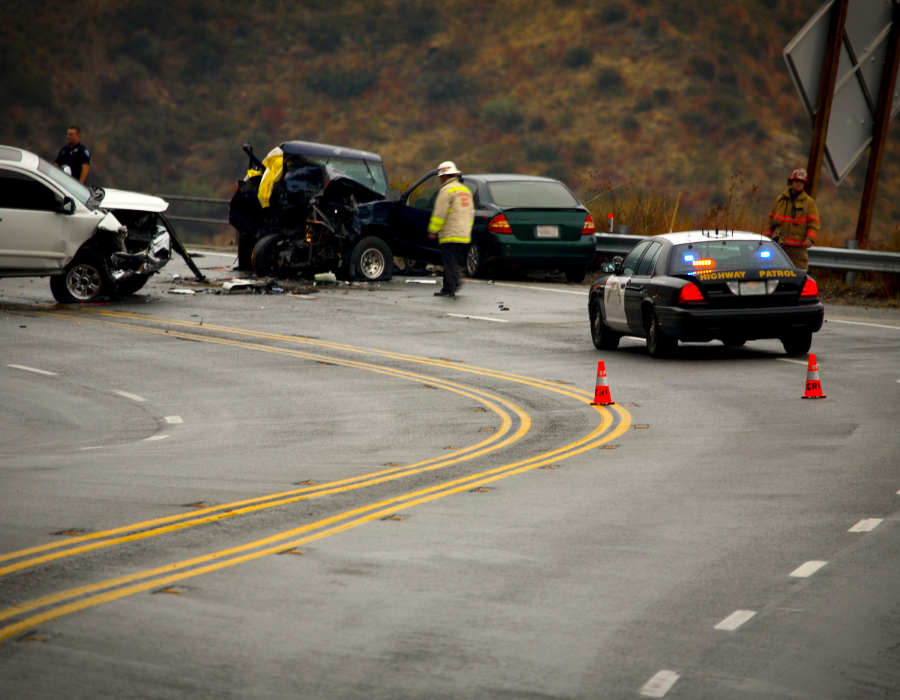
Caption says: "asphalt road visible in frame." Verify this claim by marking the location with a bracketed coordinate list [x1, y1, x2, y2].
[1, 253, 898, 700]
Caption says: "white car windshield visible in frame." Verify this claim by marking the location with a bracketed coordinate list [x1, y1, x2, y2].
[36, 158, 93, 205]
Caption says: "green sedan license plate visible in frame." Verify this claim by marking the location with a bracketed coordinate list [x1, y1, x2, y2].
[535, 225, 559, 239]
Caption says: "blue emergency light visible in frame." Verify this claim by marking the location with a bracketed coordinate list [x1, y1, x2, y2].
[760, 250, 771, 258]
[684, 254, 695, 262]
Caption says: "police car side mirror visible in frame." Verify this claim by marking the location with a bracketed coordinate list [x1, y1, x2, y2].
[600, 261, 616, 274]
[385, 188, 401, 202]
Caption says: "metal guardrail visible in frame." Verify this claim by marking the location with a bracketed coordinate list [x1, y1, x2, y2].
[149, 196, 900, 275]
[594, 233, 900, 274]
[152, 194, 231, 226]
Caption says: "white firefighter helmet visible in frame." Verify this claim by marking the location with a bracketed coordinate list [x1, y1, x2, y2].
[788, 168, 808, 185]
[437, 161, 462, 177]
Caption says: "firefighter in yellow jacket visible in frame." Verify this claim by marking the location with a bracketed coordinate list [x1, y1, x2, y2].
[762, 168, 820, 270]
[428, 161, 474, 297]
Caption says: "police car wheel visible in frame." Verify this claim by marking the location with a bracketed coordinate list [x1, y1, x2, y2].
[50, 253, 115, 303]
[350, 237, 393, 281]
[645, 309, 677, 358]
[590, 297, 619, 350]
[781, 332, 812, 356]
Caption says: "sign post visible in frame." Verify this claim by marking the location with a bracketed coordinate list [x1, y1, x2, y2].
[805, 0, 849, 199]
[857, 0, 900, 248]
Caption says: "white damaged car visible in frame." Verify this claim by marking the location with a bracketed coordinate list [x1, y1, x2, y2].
[0, 145, 173, 302]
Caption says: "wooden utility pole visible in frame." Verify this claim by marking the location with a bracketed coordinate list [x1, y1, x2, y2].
[806, 0, 849, 199]
[856, 0, 900, 249]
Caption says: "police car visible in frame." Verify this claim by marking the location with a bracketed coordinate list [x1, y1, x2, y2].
[588, 231, 825, 357]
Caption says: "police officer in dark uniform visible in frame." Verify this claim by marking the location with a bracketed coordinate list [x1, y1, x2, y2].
[55, 126, 91, 183]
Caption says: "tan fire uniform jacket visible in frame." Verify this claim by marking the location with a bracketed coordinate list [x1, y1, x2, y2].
[427, 180, 474, 244]
[763, 189, 819, 248]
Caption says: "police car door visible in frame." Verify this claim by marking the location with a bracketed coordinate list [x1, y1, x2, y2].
[624, 241, 662, 333]
[604, 240, 652, 333]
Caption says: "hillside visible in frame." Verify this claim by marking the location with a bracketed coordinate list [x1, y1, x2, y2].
[3, 0, 899, 247]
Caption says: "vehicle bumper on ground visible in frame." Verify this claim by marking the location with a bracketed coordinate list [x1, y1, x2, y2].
[655, 303, 825, 341]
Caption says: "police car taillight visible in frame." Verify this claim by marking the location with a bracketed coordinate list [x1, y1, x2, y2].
[800, 277, 819, 298]
[581, 214, 596, 236]
[489, 214, 513, 234]
[678, 283, 704, 303]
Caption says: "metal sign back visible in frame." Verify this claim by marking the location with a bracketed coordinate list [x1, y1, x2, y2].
[784, 0, 898, 185]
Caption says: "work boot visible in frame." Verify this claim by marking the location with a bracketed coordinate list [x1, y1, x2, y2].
[434, 290, 455, 297]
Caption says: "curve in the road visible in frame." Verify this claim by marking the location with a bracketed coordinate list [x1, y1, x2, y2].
[0, 305, 631, 644]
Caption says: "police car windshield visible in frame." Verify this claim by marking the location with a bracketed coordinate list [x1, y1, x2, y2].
[36, 158, 93, 206]
[291, 155, 388, 194]
[487, 181, 580, 208]
[670, 240, 793, 275]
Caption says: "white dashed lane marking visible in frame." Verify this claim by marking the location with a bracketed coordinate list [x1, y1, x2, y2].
[144, 435, 170, 442]
[164, 416, 183, 424]
[714, 610, 757, 631]
[113, 390, 147, 402]
[789, 560, 828, 578]
[827, 318, 900, 331]
[445, 313, 509, 323]
[639, 670, 680, 698]
[8, 364, 57, 376]
[848, 518, 883, 532]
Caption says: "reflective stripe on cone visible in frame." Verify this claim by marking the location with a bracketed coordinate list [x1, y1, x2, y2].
[802, 353, 826, 399]
[591, 360, 615, 405]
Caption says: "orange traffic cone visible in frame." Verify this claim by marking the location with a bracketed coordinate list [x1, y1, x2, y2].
[802, 353, 826, 399]
[591, 360, 615, 405]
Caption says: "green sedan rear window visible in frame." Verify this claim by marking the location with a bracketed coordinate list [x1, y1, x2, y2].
[487, 181, 580, 208]
[670, 240, 793, 274]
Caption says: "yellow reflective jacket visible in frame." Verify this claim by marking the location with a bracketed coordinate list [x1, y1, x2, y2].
[257, 147, 284, 209]
[763, 189, 819, 247]
[428, 179, 474, 244]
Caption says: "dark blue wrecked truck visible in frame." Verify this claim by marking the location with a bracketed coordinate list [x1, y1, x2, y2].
[229, 141, 436, 281]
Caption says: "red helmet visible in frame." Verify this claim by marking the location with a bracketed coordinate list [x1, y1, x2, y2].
[788, 168, 808, 185]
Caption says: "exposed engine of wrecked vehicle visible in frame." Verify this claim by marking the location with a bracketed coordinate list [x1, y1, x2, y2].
[229, 142, 403, 281]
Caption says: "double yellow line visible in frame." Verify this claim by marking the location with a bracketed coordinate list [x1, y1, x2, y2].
[0, 306, 630, 643]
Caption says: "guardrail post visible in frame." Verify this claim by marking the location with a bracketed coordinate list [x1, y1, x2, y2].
[844, 239, 858, 285]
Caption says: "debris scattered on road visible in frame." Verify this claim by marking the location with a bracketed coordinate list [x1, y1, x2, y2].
[314, 272, 337, 284]
[168, 288, 195, 295]
[405, 279, 438, 284]
[222, 280, 257, 291]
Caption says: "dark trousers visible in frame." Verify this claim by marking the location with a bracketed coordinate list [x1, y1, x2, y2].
[440, 243, 465, 293]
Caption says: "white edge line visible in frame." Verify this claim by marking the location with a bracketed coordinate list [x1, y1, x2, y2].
[640, 670, 680, 698]
[164, 416, 183, 424]
[789, 560, 828, 578]
[848, 518, 883, 532]
[113, 390, 147, 402]
[827, 318, 900, 331]
[490, 281, 589, 296]
[714, 609, 757, 631]
[144, 435, 170, 441]
[776, 358, 808, 366]
[445, 313, 509, 323]
[8, 364, 57, 376]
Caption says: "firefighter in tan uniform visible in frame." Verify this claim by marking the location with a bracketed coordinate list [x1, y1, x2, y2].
[762, 168, 820, 270]
[428, 161, 474, 297]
